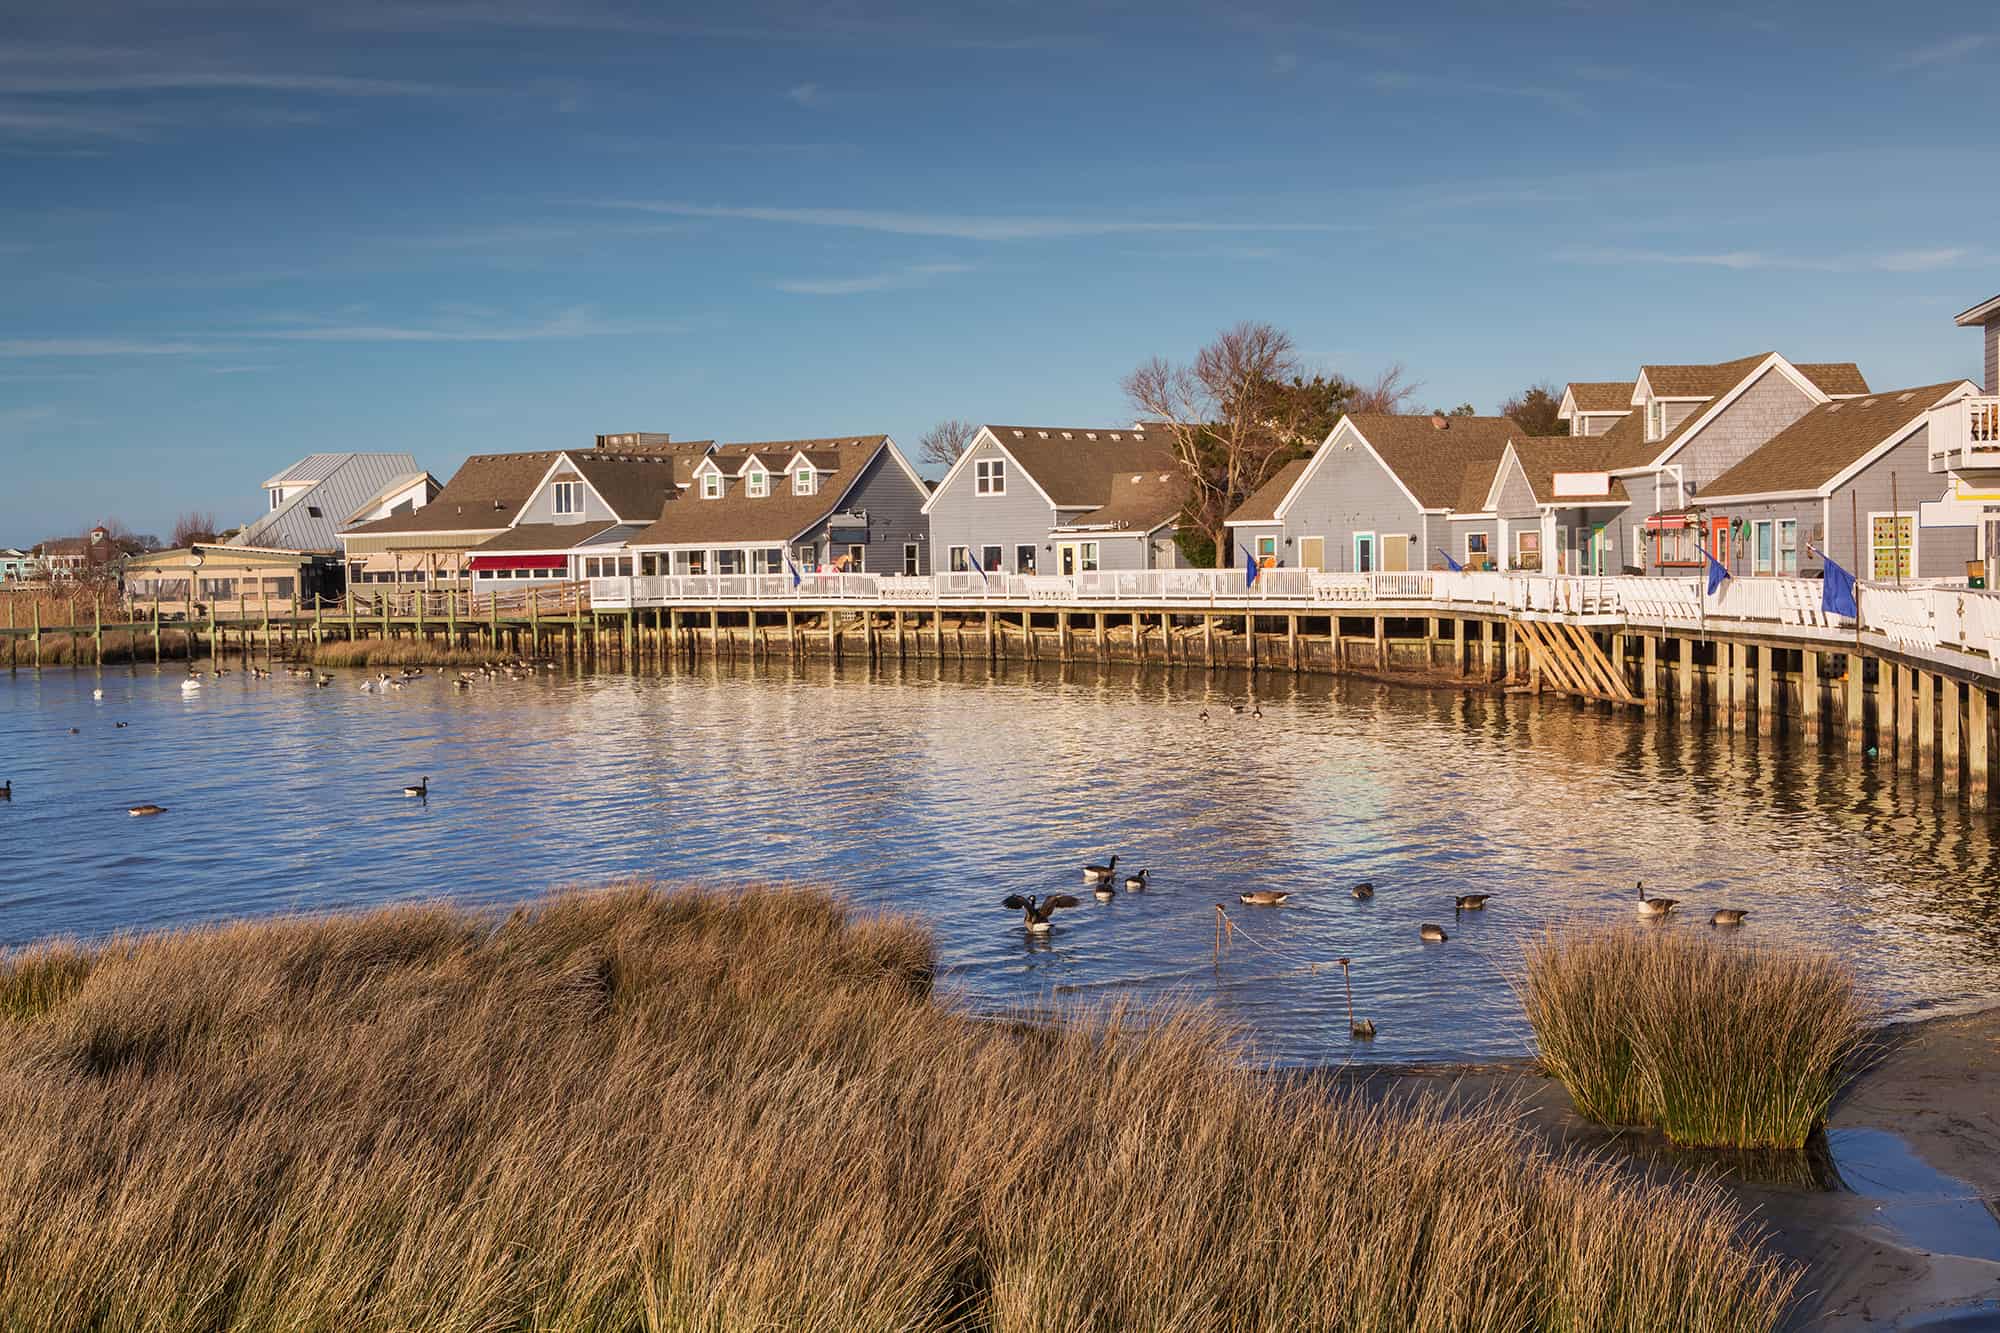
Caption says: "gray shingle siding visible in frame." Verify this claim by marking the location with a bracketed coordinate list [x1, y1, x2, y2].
[1265, 437, 1426, 572]
[1662, 399, 1702, 433]
[518, 462, 619, 525]
[1699, 498, 1823, 576]
[1441, 516, 1498, 569]
[926, 438, 1061, 573]
[1676, 372, 1819, 491]
[1985, 316, 1998, 395]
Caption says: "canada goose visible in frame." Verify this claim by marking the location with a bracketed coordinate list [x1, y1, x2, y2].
[1082, 855, 1119, 885]
[403, 777, 429, 799]
[1351, 1018, 1377, 1040]
[1003, 893, 1080, 933]
[0, 780, 11, 800]
[1198, 709, 1209, 721]
[180, 678, 202, 693]
[1351, 882, 1374, 899]
[1636, 882, 1679, 918]
[1238, 890, 1289, 906]
[67, 727, 78, 735]
[1123, 869, 1149, 891]
[1710, 909, 1748, 927]
[1092, 882, 1115, 901]
[1419, 923, 1449, 942]
[314, 674, 332, 688]
[114, 721, 128, 728]
[127, 804, 167, 818]
[1454, 894, 1492, 910]
[1230, 702, 1245, 714]
[1251, 705, 1263, 719]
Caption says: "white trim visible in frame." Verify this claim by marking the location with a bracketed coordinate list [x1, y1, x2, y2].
[973, 455, 1007, 496]
[920, 427, 1062, 514]
[1820, 382, 1979, 494]
[1444, 510, 1495, 521]
[1463, 529, 1492, 563]
[1867, 509, 1918, 580]
[1250, 459, 1316, 523]
[875, 438, 930, 496]
[1287, 418, 1427, 519]
[1480, 442, 1525, 514]
[691, 456, 726, 478]
[1556, 386, 1578, 423]
[1956, 292, 2000, 327]
[519, 452, 627, 525]
[1298, 534, 1325, 570]
[1692, 486, 1823, 505]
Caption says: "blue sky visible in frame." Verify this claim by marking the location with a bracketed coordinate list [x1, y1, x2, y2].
[3, 0, 1998, 542]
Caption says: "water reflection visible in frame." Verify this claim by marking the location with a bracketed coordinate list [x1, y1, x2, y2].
[2, 656, 1998, 1063]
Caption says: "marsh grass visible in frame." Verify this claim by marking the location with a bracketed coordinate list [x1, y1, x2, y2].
[1522, 924, 1867, 1149]
[0, 886, 1800, 1331]
[0, 942, 92, 1021]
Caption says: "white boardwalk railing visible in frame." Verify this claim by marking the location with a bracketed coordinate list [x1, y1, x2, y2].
[584, 570, 2000, 673]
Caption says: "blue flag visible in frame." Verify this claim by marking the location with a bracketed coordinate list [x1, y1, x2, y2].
[969, 547, 989, 582]
[1816, 547, 1858, 618]
[1437, 547, 1463, 572]
[1244, 548, 1260, 587]
[1697, 542, 1730, 597]
[784, 555, 802, 588]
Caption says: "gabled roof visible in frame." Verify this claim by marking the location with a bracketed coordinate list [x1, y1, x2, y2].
[1057, 469, 1188, 533]
[469, 521, 624, 553]
[234, 452, 421, 553]
[1342, 414, 1525, 511]
[344, 452, 564, 538]
[343, 472, 441, 525]
[561, 453, 685, 521]
[1636, 353, 1775, 400]
[1225, 460, 1309, 525]
[1794, 363, 1871, 396]
[1499, 437, 1631, 507]
[1601, 352, 1856, 473]
[1561, 381, 1635, 415]
[630, 437, 905, 546]
[1955, 293, 2000, 326]
[263, 453, 368, 488]
[1698, 381, 1977, 501]
[927, 424, 1173, 513]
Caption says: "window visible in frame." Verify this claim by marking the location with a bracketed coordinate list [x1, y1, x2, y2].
[845, 544, 866, 572]
[701, 472, 723, 500]
[616, 556, 632, 577]
[975, 458, 1006, 495]
[903, 543, 921, 576]
[746, 469, 768, 498]
[1256, 536, 1277, 566]
[1015, 543, 1036, 574]
[1061, 541, 1101, 573]
[1752, 520, 1774, 576]
[796, 543, 818, 569]
[1514, 529, 1541, 571]
[949, 545, 971, 573]
[716, 549, 742, 575]
[980, 544, 1001, 573]
[1870, 513, 1914, 580]
[1646, 400, 1664, 442]
[553, 481, 580, 515]
[793, 469, 817, 496]
[269, 490, 282, 511]
[1777, 520, 1798, 575]
[1465, 532, 1489, 563]
[306, 505, 323, 519]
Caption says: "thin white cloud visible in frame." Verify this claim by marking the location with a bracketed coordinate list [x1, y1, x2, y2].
[0, 71, 462, 96]
[787, 82, 821, 107]
[0, 337, 202, 357]
[774, 262, 973, 296]
[1560, 245, 1977, 273]
[0, 105, 155, 139]
[324, 4, 1087, 50]
[596, 200, 1352, 241]
[1891, 34, 1993, 70]
[223, 306, 677, 342]
[208, 365, 272, 375]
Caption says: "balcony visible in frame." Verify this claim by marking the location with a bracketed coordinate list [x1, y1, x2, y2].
[1927, 397, 2000, 474]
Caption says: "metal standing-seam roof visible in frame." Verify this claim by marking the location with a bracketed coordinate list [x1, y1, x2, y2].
[232, 453, 422, 553]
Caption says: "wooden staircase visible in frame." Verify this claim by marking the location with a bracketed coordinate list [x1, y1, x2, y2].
[1513, 619, 1636, 705]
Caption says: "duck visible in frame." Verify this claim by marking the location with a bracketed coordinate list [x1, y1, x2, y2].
[180, 678, 202, 694]
[114, 721, 128, 729]
[1003, 893, 1080, 933]
[1351, 1018, 1377, 1040]
[402, 777, 429, 799]
[1454, 893, 1492, 911]
[1419, 923, 1449, 942]
[1123, 869, 1149, 892]
[92, 688, 103, 700]
[1351, 882, 1374, 900]
[1710, 909, 1748, 927]
[127, 804, 167, 818]
[314, 674, 332, 688]
[1636, 882, 1679, 918]
[0, 780, 11, 800]
[1082, 854, 1119, 886]
[1238, 890, 1289, 906]
[67, 727, 78, 735]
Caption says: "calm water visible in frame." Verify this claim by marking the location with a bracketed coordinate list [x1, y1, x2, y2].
[3, 657, 1998, 1063]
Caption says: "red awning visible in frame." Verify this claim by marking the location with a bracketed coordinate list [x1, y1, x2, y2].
[1644, 514, 1689, 531]
[468, 554, 569, 572]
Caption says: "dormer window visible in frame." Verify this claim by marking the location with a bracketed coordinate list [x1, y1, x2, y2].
[553, 481, 580, 515]
[747, 468, 768, 498]
[702, 472, 723, 500]
[1645, 400, 1664, 442]
[975, 457, 1005, 496]
[793, 468, 817, 496]
[269, 490, 282, 511]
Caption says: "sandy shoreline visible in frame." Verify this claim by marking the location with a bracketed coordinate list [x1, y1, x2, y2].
[1321, 1004, 2000, 1331]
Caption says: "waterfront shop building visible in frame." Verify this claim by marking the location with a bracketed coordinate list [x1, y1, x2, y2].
[1224, 414, 1523, 573]
[626, 436, 931, 576]
[0, 547, 41, 584]
[1481, 436, 1637, 574]
[232, 453, 426, 555]
[40, 527, 141, 582]
[460, 450, 686, 588]
[923, 424, 1189, 575]
[1920, 292, 2000, 569]
[123, 543, 341, 614]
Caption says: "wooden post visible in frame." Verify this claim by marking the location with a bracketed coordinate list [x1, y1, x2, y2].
[1246, 613, 1258, 671]
[1677, 637, 1693, 718]
[1203, 613, 1215, 667]
[1756, 644, 1774, 736]
[1451, 616, 1465, 677]
[1918, 671, 1936, 778]
[783, 608, 794, 659]
[1970, 686, 1990, 809]
[1894, 663, 1914, 770]
[1803, 650, 1821, 741]
[1943, 676, 1962, 796]
[1162, 611, 1173, 665]
[153, 592, 162, 664]
[1642, 635, 1657, 713]
[1715, 642, 1732, 729]
[1373, 615, 1386, 670]
[1288, 614, 1300, 672]
[1846, 652, 1865, 753]
[985, 610, 996, 662]
[32, 599, 40, 668]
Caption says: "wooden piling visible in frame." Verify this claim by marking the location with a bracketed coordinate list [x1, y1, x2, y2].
[1803, 649, 1821, 741]
[1755, 644, 1774, 736]
[1918, 671, 1936, 778]
[1970, 687, 1990, 808]
[1943, 676, 1962, 796]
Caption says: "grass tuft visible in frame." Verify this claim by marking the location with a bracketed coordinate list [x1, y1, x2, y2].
[0, 886, 1800, 1330]
[1522, 924, 1867, 1149]
[0, 943, 93, 1021]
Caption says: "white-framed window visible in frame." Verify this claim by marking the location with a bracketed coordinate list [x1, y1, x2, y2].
[1777, 519, 1798, 575]
[979, 544, 1000, 573]
[796, 543, 818, 569]
[903, 543, 920, 576]
[948, 545, 971, 573]
[1645, 400, 1664, 442]
[1465, 532, 1490, 560]
[1869, 512, 1914, 581]
[553, 481, 580, 515]
[701, 472, 723, 500]
[1078, 541, 1100, 572]
[1752, 520, 1775, 576]
[1256, 536, 1277, 565]
[1514, 529, 1541, 571]
[716, 549, 742, 575]
[844, 544, 866, 572]
[1016, 543, 1037, 573]
[746, 469, 768, 498]
[793, 469, 817, 496]
[975, 457, 1006, 495]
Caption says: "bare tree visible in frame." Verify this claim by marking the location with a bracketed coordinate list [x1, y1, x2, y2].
[1125, 322, 1309, 567]
[1350, 362, 1422, 415]
[918, 418, 979, 469]
[1498, 381, 1566, 436]
[172, 511, 220, 548]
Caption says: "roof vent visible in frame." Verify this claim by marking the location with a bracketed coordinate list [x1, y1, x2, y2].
[1109, 433, 1122, 440]
[1431, 413, 1449, 431]
[1130, 474, 1143, 483]
[1861, 398, 1878, 407]
[1037, 430, 1049, 438]
[1061, 431, 1073, 439]
[1897, 392, 1915, 403]
[1827, 403, 1845, 413]
[1085, 432, 1097, 440]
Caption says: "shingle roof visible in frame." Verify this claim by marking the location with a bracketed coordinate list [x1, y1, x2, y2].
[1226, 459, 1308, 524]
[1564, 382, 1635, 413]
[469, 521, 624, 553]
[1794, 362, 1870, 395]
[983, 425, 1174, 508]
[567, 454, 684, 521]
[1699, 382, 1971, 499]
[342, 472, 439, 524]
[343, 452, 561, 537]
[630, 439, 890, 546]
[1060, 469, 1188, 532]
[1347, 414, 1525, 510]
[1507, 437, 1631, 505]
[1639, 353, 1773, 399]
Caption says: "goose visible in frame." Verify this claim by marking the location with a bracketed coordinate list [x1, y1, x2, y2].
[1123, 869, 1149, 892]
[1092, 881, 1116, 902]
[92, 688, 103, 700]
[358, 682, 374, 694]
[1454, 894, 1493, 911]
[403, 777, 429, 799]
[1238, 890, 1289, 906]
[1251, 705, 1263, 719]
[180, 678, 202, 694]
[1003, 893, 1080, 933]
[314, 674, 332, 688]
[1230, 702, 1245, 714]
[127, 804, 167, 818]
[1351, 882, 1374, 900]
[67, 728, 79, 735]
[1198, 709, 1209, 721]
[0, 780, 11, 800]
[1710, 909, 1748, 927]
[1636, 882, 1679, 918]
[1082, 854, 1119, 886]
[1419, 923, 1449, 942]
[114, 722, 128, 729]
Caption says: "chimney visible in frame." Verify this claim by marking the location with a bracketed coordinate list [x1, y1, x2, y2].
[1431, 413, 1448, 431]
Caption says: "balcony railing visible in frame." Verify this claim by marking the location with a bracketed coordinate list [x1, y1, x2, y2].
[1927, 397, 2000, 472]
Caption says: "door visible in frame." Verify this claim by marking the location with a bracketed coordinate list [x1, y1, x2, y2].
[1299, 536, 1324, 571]
[1709, 518, 1730, 572]
[1354, 533, 1375, 573]
[1058, 544, 1076, 576]
[903, 543, 920, 576]
[1753, 521, 1773, 576]
[1382, 535, 1408, 572]
[1015, 544, 1036, 574]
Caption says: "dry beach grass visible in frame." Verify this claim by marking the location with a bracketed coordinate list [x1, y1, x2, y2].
[1521, 924, 1868, 1149]
[0, 885, 1800, 1331]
